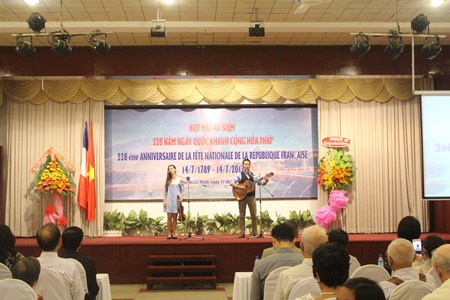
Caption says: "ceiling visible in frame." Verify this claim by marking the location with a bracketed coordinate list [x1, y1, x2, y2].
[0, 0, 449, 47]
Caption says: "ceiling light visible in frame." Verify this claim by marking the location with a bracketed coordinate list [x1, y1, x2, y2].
[350, 34, 371, 58]
[89, 29, 111, 55]
[16, 36, 36, 58]
[25, 0, 39, 5]
[411, 14, 430, 34]
[430, 0, 444, 7]
[384, 30, 404, 59]
[51, 31, 72, 57]
[27, 12, 46, 33]
[422, 35, 442, 60]
[249, 24, 265, 37]
[12, 6, 110, 57]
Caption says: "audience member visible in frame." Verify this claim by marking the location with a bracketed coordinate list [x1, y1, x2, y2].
[297, 242, 349, 300]
[12, 257, 44, 300]
[397, 216, 421, 242]
[378, 238, 436, 299]
[338, 277, 385, 300]
[36, 223, 85, 300]
[327, 229, 361, 276]
[0, 224, 25, 271]
[60, 226, 100, 300]
[261, 220, 303, 258]
[413, 235, 445, 274]
[12, 257, 41, 287]
[273, 224, 327, 300]
[422, 244, 450, 300]
[250, 223, 303, 300]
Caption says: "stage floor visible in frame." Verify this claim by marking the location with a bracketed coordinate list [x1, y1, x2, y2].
[16, 232, 450, 284]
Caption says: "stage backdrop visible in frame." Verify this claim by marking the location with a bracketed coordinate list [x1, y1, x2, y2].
[105, 106, 318, 201]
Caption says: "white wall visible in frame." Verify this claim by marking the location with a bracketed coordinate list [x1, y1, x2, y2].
[104, 199, 321, 220]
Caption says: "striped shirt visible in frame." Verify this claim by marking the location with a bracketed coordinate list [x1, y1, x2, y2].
[378, 267, 437, 299]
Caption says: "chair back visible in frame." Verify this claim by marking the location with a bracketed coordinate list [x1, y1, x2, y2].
[263, 266, 291, 300]
[34, 267, 71, 300]
[67, 258, 88, 294]
[288, 277, 320, 300]
[0, 263, 12, 280]
[0, 278, 38, 300]
[427, 268, 442, 287]
[389, 279, 433, 300]
[350, 264, 390, 282]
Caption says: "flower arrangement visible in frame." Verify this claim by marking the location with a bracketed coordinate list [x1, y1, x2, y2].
[316, 149, 355, 228]
[35, 155, 75, 195]
[317, 149, 355, 191]
[34, 154, 75, 226]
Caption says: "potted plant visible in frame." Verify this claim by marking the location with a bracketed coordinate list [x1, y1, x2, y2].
[103, 209, 125, 236]
[289, 209, 316, 231]
[273, 212, 286, 226]
[123, 210, 142, 236]
[193, 214, 209, 235]
[259, 210, 274, 233]
[148, 216, 166, 236]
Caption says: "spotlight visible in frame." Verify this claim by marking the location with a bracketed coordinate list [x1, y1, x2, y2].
[249, 24, 265, 37]
[27, 12, 46, 33]
[89, 30, 111, 55]
[16, 36, 36, 58]
[422, 35, 442, 60]
[384, 30, 404, 59]
[150, 24, 166, 38]
[350, 33, 371, 58]
[411, 14, 430, 34]
[51, 32, 72, 57]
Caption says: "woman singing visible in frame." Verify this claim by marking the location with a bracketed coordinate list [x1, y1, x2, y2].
[163, 165, 184, 239]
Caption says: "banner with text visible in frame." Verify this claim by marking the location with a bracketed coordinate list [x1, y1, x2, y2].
[105, 107, 318, 201]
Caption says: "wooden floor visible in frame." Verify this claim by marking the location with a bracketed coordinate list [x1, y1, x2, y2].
[16, 232, 450, 284]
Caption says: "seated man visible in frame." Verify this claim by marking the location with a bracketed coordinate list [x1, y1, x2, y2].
[60, 226, 100, 300]
[378, 238, 436, 299]
[12, 257, 43, 300]
[12, 257, 41, 287]
[328, 228, 361, 276]
[261, 220, 303, 259]
[36, 223, 85, 300]
[250, 223, 304, 300]
[423, 244, 450, 300]
[272, 225, 327, 300]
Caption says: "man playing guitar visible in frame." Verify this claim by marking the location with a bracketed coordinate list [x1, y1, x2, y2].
[231, 159, 270, 238]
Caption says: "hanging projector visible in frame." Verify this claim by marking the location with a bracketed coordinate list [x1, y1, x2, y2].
[151, 24, 166, 38]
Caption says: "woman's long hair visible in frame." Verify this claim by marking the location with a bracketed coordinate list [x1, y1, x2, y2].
[165, 165, 176, 192]
[0, 224, 18, 262]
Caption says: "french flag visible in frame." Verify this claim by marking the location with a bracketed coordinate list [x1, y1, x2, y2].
[77, 122, 88, 211]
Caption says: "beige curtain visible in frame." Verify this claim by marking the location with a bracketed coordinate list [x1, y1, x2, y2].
[318, 97, 428, 233]
[1, 78, 416, 105]
[5, 99, 105, 237]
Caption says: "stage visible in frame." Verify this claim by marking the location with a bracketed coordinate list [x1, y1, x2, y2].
[16, 232, 450, 284]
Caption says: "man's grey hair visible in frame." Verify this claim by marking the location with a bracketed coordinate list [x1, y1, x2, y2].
[387, 238, 415, 266]
[301, 225, 327, 255]
[432, 244, 450, 274]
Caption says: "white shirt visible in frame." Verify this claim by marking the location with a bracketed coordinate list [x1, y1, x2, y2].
[378, 267, 436, 299]
[422, 279, 450, 300]
[38, 252, 85, 300]
[273, 258, 314, 300]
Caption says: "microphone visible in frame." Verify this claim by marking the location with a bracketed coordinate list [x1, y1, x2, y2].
[186, 176, 190, 181]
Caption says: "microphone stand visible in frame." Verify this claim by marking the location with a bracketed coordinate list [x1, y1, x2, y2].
[251, 173, 274, 239]
[178, 175, 203, 240]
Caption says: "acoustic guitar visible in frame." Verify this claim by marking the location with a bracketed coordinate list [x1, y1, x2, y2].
[232, 172, 274, 200]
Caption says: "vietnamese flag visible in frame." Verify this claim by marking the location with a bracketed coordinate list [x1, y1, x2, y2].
[86, 121, 96, 221]
[77, 122, 88, 211]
